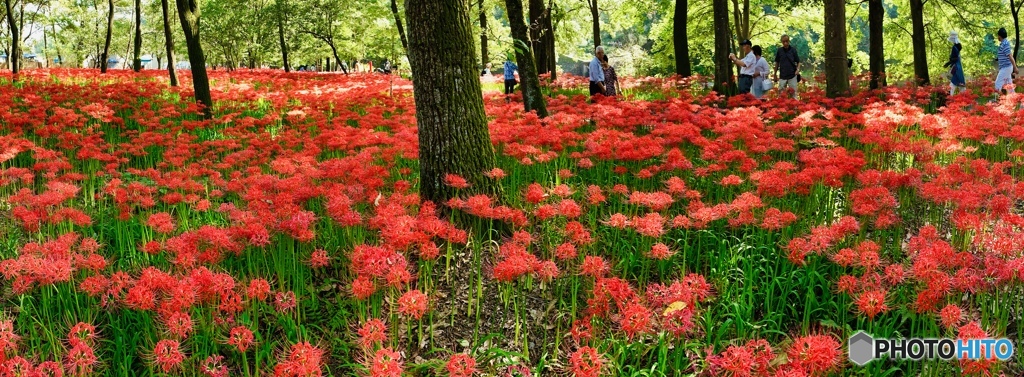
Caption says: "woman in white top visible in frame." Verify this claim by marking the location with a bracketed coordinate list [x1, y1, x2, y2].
[750, 45, 771, 99]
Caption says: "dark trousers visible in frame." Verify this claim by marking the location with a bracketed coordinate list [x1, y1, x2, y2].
[589, 81, 603, 96]
[504, 79, 517, 95]
[738, 75, 753, 94]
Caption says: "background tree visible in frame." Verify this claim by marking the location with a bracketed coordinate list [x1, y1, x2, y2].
[713, 0, 734, 95]
[389, 0, 408, 52]
[277, 0, 289, 71]
[506, 0, 549, 116]
[4, 0, 18, 75]
[823, 0, 849, 96]
[588, 0, 600, 46]
[909, 0, 928, 84]
[530, 0, 555, 76]
[868, 0, 885, 89]
[100, 0, 112, 73]
[175, 0, 213, 119]
[1012, 0, 1022, 59]
[674, 0, 690, 76]
[480, 0, 488, 68]
[133, 0, 142, 71]
[405, 0, 502, 206]
[161, 0, 177, 85]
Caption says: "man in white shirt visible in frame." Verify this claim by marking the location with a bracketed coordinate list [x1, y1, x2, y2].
[589, 46, 606, 96]
[728, 40, 756, 95]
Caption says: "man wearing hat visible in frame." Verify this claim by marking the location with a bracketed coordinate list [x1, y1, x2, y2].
[729, 39, 756, 95]
[996, 27, 1018, 95]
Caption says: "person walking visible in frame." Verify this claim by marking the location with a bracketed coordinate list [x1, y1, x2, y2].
[996, 27, 1018, 95]
[503, 53, 519, 102]
[773, 34, 801, 98]
[944, 31, 966, 95]
[729, 40, 756, 95]
[482, 62, 492, 76]
[750, 45, 771, 99]
[601, 55, 618, 96]
[589, 46, 607, 97]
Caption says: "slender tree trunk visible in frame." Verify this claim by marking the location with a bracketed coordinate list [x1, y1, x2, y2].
[712, 0, 733, 95]
[824, 0, 850, 97]
[390, 0, 409, 52]
[479, 0, 488, 69]
[277, 0, 290, 72]
[505, 0, 548, 117]
[161, 0, 178, 85]
[909, 0, 929, 85]
[406, 0, 502, 207]
[4, 0, 18, 76]
[328, 42, 347, 74]
[101, 0, 113, 73]
[175, 0, 213, 119]
[529, 0, 553, 76]
[1014, 0, 1021, 60]
[868, 0, 885, 89]
[52, 23, 62, 66]
[133, 0, 142, 71]
[674, 0, 691, 76]
[589, 0, 600, 47]
[548, 2, 556, 80]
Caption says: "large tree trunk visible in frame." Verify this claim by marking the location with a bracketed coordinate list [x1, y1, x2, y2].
[868, 0, 885, 89]
[101, 0, 114, 73]
[479, 0, 488, 69]
[406, 0, 502, 207]
[133, 0, 142, 71]
[674, 0, 691, 76]
[3, 0, 18, 76]
[505, 0, 548, 117]
[529, 0, 553, 77]
[909, 0, 929, 85]
[175, 0, 214, 119]
[277, 0, 290, 72]
[390, 0, 409, 52]
[712, 0, 733, 95]
[824, 0, 850, 97]
[589, 0, 600, 47]
[161, 0, 178, 86]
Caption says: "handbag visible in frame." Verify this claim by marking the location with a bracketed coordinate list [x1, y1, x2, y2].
[762, 78, 774, 91]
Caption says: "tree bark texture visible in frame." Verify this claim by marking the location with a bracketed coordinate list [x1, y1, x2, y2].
[910, 0, 929, 85]
[405, 0, 503, 206]
[101, 0, 114, 73]
[824, 0, 851, 97]
[161, 0, 178, 86]
[505, 0, 548, 117]
[712, 0, 734, 96]
[674, 0, 691, 76]
[868, 0, 885, 89]
[175, 0, 214, 119]
[133, 0, 143, 72]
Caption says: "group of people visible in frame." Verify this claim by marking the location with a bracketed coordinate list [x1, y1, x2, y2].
[587, 46, 619, 97]
[728, 35, 801, 99]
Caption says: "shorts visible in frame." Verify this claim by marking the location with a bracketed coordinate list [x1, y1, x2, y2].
[996, 66, 1015, 92]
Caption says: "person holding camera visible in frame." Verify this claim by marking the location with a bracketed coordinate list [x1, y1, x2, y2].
[996, 27, 1018, 96]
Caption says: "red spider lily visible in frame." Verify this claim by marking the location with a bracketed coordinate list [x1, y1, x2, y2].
[646, 243, 675, 260]
[940, 304, 963, 329]
[228, 326, 255, 352]
[569, 346, 603, 377]
[368, 347, 402, 377]
[308, 249, 330, 268]
[274, 341, 325, 377]
[201, 355, 229, 377]
[357, 318, 388, 349]
[152, 339, 185, 373]
[397, 289, 429, 319]
[445, 353, 477, 377]
[785, 335, 841, 375]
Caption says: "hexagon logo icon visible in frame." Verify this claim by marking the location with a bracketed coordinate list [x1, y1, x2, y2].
[848, 331, 875, 366]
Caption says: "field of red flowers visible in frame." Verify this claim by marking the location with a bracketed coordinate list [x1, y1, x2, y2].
[1, 69, 1023, 376]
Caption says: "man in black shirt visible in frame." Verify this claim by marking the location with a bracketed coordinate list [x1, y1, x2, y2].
[773, 34, 801, 99]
